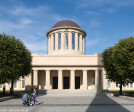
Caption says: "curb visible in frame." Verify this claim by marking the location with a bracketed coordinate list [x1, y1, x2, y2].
[0, 96, 14, 102]
[106, 93, 134, 100]
[119, 95, 134, 100]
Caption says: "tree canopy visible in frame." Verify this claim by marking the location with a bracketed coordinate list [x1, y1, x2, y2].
[0, 34, 32, 85]
[102, 37, 134, 95]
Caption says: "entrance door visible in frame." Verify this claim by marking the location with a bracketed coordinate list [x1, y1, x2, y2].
[63, 77, 70, 89]
[75, 77, 80, 89]
[53, 77, 58, 89]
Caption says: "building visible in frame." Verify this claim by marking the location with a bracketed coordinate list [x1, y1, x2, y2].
[0, 20, 134, 93]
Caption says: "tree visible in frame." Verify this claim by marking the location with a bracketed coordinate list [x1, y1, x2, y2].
[0, 34, 32, 94]
[102, 37, 134, 95]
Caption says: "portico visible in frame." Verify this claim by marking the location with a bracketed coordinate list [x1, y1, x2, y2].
[32, 68, 102, 93]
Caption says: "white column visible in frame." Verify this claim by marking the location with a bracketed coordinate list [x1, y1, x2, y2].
[48, 35, 51, 54]
[75, 33, 78, 51]
[100, 70, 103, 90]
[33, 70, 38, 86]
[58, 70, 63, 90]
[71, 70, 75, 90]
[61, 32, 64, 50]
[45, 70, 50, 90]
[80, 34, 83, 52]
[69, 32, 72, 50]
[51, 35, 53, 52]
[83, 70, 87, 90]
[95, 70, 99, 91]
[55, 32, 58, 51]
[6, 83, 10, 90]
[83, 37, 85, 53]
[102, 69, 108, 90]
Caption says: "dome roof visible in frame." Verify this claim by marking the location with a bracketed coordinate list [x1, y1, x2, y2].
[52, 20, 80, 29]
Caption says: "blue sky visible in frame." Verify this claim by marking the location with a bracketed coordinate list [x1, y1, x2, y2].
[0, 0, 134, 55]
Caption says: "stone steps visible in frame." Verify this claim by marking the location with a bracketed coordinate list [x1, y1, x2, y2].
[38, 89, 97, 94]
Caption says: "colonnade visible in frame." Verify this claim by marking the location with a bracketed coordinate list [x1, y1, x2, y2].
[33, 69, 101, 91]
[48, 31, 85, 54]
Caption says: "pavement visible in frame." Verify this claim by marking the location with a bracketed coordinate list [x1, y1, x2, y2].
[0, 93, 134, 112]
[0, 96, 14, 102]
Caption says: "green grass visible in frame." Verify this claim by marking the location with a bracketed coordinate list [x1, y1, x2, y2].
[0, 90, 25, 98]
[109, 90, 134, 97]
[0, 90, 25, 93]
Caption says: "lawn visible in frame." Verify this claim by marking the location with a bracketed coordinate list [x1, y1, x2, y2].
[109, 90, 134, 97]
[0, 90, 25, 98]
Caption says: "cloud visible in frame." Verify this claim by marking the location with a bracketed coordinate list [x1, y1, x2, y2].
[105, 8, 115, 13]
[20, 19, 32, 25]
[25, 39, 47, 54]
[0, 2, 78, 55]
[89, 21, 101, 27]
[86, 38, 99, 47]
[86, 11, 99, 15]
[9, 5, 50, 16]
[76, 0, 134, 8]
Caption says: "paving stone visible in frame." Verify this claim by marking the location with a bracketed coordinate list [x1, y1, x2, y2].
[0, 93, 134, 112]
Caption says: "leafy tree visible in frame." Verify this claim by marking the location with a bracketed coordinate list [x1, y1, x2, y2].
[102, 37, 134, 95]
[0, 34, 32, 94]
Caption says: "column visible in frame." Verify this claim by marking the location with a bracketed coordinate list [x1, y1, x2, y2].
[69, 32, 72, 50]
[71, 70, 75, 90]
[48, 35, 51, 53]
[51, 35, 53, 52]
[80, 34, 83, 52]
[83, 70, 87, 89]
[45, 70, 50, 90]
[83, 37, 85, 53]
[6, 83, 10, 90]
[55, 32, 58, 50]
[58, 70, 63, 90]
[25, 74, 32, 90]
[61, 32, 65, 50]
[85, 37, 86, 54]
[102, 69, 108, 90]
[75, 32, 78, 51]
[95, 70, 99, 91]
[100, 70, 103, 90]
[33, 70, 38, 87]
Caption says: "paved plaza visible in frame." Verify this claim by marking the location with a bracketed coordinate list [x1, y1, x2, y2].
[0, 93, 134, 112]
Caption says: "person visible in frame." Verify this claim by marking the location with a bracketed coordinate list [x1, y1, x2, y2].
[3, 86, 6, 97]
[33, 87, 39, 105]
[10, 87, 13, 96]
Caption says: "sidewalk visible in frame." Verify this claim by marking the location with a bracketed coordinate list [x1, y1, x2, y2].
[0, 96, 14, 102]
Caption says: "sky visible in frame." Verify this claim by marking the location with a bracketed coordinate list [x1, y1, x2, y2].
[0, 0, 134, 55]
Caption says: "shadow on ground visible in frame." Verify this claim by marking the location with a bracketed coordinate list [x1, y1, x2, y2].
[86, 93, 130, 112]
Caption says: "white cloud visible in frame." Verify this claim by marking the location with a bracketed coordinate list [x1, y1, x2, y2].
[105, 8, 115, 13]
[0, 2, 85, 55]
[0, 20, 25, 32]
[20, 19, 32, 25]
[76, 0, 134, 8]
[9, 5, 50, 16]
[25, 40, 47, 53]
[86, 11, 99, 15]
[89, 21, 101, 27]
[86, 38, 99, 47]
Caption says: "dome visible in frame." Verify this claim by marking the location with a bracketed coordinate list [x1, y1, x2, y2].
[52, 20, 80, 29]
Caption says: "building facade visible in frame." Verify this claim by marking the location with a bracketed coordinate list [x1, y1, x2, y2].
[0, 20, 134, 93]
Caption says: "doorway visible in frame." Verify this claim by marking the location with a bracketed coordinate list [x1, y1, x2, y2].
[75, 76, 80, 89]
[53, 77, 58, 89]
[63, 77, 70, 89]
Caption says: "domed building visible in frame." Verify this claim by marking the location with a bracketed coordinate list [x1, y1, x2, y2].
[46, 20, 86, 55]
[1, 20, 133, 93]
[30, 20, 105, 93]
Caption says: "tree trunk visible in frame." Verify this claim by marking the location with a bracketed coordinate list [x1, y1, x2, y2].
[11, 79, 14, 95]
[119, 81, 122, 95]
